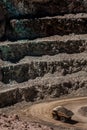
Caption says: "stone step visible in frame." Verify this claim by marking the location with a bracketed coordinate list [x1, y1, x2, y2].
[7, 13, 87, 40]
[1, 0, 87, 18]
[1, 53, 87, 84]
[0, 71, 87, 107]
[0, 34, 87, 62]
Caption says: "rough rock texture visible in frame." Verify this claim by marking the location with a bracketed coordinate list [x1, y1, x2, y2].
[0, 113, 53, 130]
[0, 0, 87, 18]
[0, 0, 87, 41]
[0, 4, 6, 40]
[78, 106, 87, 117]
[0, 68, 2, 81]
[7, 14, 87, 40]
[0, 34, 87, 62]
[0, 113, 85, 130]
[0, 88, 21, 107]
[1, 53, 87, 83]
[0, 71, 87, 107]
[0, 1, 87, 40]
[12, 71, 87, 100]
[0, 1, 87, 129]
[0, 21, 5, 40]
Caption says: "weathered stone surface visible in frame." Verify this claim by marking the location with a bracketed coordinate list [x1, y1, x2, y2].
[1, 53, 87, 84]
[0, 0, 87, 18]
[0, 22, 5, 40]
[0, 113, 53, 130]
[78, 106, 87, 117]
[0, 3, 6, 40]
[0, 3, 6, 21]
[0, 68, 2, 81]
[18, 71, 87, 100]
[0, 88, 21, 107]
[0, 71, 87, 107]
[7, 14, 87, 40]
[0, 35, 86, 62]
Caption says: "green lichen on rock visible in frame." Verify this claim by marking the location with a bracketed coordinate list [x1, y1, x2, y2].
[12, 20, 34, 39]
[7, 16, 87, 40]
[0, 45, 12, 60]
[0, 0, 20, 17]
[9, 19, 41, 40]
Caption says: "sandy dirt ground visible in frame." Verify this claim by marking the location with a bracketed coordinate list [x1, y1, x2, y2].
[23, 97, 87, 130]
[0, 97, 87, 130]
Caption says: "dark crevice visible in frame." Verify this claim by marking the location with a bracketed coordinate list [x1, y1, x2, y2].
[0, 11, 86, 42]
[8, 11, 86, 20]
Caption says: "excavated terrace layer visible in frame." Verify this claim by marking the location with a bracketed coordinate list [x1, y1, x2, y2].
[1, 0, 87, 18]
[0, 1, 87, 117]
[1, 52, 87, 83]
[0, 3, 6, 40]
[0, 34, 87, 62]
[0, 71, 87, 107]
[7, 13, 87, 40]
[1, 1, 87, 40]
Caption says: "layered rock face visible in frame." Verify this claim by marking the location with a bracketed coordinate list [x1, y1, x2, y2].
[1, 0, 87, 18]
[0, 0, 87, 40]
[0, 4, 6, 40]
[7, 14, 87, 40]
[0, 0, 87, 107]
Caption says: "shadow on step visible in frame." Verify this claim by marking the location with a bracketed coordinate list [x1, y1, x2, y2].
[66, 119, 78, 125]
